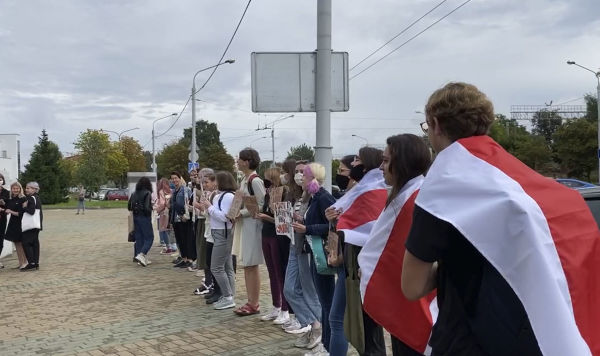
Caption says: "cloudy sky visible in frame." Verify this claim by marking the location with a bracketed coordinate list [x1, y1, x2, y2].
[1, 0, 599, 168]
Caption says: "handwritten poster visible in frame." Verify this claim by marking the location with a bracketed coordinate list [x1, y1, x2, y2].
[274, 201, 294, 242]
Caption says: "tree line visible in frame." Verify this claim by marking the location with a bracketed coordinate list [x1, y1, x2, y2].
[19, 95, 598, 204]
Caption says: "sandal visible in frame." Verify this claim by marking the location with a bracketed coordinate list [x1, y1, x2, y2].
[233, 303, 260, 316]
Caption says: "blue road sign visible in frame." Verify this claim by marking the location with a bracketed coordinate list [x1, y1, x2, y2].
[188, 162, 199, 172]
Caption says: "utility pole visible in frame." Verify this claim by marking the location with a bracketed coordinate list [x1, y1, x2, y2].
[256, 114, 294, 167]
[315, 0, 333, 192]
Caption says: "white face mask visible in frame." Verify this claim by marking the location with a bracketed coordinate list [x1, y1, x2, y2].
[294, 173, 304, 186]
[280, 174, 288, 185]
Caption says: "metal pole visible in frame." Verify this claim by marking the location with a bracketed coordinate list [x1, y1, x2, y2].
[191, 84, 197, 165]
[152, 128, 157, 175]
[271, 126, 275, 168]
[315, 0, 332, 192]
[597, 79, 600, 183]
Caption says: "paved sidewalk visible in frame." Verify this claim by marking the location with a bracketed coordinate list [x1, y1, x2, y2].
[1, 209, 362, 356]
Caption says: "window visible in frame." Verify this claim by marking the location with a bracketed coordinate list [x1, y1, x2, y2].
[1, 150, 7, 158]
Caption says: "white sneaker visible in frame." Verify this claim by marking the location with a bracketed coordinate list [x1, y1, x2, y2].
[304, 343, 329, 356]
[213, 296, 235, 310]
[260, 307, 281, 321]
[285, 319, 311, 334]
[135, 253, 147, 267]
[281, 315, 296, 329]
[273, 310, 290, 325]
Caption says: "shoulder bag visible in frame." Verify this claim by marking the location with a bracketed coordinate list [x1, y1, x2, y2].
[22, 196, 41, 232]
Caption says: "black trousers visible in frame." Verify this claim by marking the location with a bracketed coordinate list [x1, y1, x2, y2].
[205, 241, 220, 293]
[362, 310, 387, 356]
[173, 221, 196, 260]
[22, 229, 40, 265]
[391, 335, 423, 356]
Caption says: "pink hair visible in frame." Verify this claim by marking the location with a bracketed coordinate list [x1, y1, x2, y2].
[303, 165, 320, 194]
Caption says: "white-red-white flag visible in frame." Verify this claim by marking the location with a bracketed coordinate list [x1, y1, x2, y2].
[358, 175, 436, 354]
[416, 135, 600, 356]
[332, 169, 388, 246]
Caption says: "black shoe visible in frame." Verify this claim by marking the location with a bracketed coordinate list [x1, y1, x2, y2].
[20, 264, 36, 272]
[204, 289, 216, 299]
[173, 260, 187, 268]
[206, 293, 222, 304]
[178, 261, 192, 268]
[172, 257, 183, 264]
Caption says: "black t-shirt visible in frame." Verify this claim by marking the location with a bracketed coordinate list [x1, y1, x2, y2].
[261, 192, 276, 237]
[405, 206, 542, 356]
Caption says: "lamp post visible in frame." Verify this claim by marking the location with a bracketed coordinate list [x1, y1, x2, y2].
[191, 59, 235, 165]
[101, 127, 140, 140]
[152, 113, 177, 174]
[567, 60, 600, 183]
[351, 134, 368, 145]
[256, 114, 294, 167]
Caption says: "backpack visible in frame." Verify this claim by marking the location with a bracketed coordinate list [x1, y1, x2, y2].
[247, 174, 258, 196]
[213, 191, 234, 233]
[132, 191, 149, 216]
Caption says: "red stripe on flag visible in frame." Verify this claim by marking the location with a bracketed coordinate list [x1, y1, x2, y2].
[460, 135, 600, 355]
[337, 189, 388, 230]
[363, 191, 435, 353]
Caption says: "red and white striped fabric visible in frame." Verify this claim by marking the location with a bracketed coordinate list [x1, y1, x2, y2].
[358, 175, 436, 354]
[416, 135, 600, 356]
[331, 169, 388, 246]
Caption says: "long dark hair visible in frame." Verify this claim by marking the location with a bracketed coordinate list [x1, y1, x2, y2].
[216, 171, 238, 192]
[386, 134, 431, 207]
[136, 177, 153, 192]
[282, 159, 302, 203]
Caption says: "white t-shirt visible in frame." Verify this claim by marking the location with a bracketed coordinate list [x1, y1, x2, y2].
[207, 191, 234, 229]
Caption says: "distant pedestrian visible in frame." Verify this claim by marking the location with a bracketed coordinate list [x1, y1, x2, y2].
[3, 181, 27, 268]
[0, 173, 9, 268]
[76, 184, 86, 215]
[128, 177, 153, 267]
[21, 182, 43, 271]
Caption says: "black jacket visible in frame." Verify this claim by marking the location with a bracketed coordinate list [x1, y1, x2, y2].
[128, 189, 152, 217]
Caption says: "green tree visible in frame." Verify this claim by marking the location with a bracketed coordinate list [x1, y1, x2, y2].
[156, 142, 189, 180]
[287, 144, 315, 161]
[60, 157, 78, 188]
[553, 118, 598, 181]
[531, 110, 563, 145]
[489, 114, 532, 155]
[74, 129, 111, 194]
[20, 130, 68, 204]
[584, 94, 598, 122]
[106, 142, 128, 187]
[331, 159, 340, 185]
[120, 137, 146, 172]
[179, 120, 235, 172]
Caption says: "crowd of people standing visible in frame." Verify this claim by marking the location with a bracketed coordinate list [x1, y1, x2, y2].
[0, 177, 44, 271]
[125, 82, 599, 356]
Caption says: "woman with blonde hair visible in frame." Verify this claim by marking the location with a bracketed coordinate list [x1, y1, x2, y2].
[3, 182, 28, 268]
[292, 162, 337, 356]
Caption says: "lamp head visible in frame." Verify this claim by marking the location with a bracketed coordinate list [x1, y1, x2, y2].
[567, 61, 575, 65]
[225, 59, 235, 64]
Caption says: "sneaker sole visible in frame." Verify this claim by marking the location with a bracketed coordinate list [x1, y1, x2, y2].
[214, 303, 236, 310]
[285, 326, 311, 334]
[273, 318, 290, 325]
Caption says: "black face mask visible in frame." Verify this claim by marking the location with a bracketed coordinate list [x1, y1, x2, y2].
[335, 174, 350, 190]
[264, 179, 272, 189]
[349, 164, 366, 182]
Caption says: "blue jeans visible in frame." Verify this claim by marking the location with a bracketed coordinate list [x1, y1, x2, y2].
[329, 267, 349, 355]
[284, 248, 321, 327]
[159, 230, 169, 246]
[134, 215, 153, 255]
[312, 256, 336, 352]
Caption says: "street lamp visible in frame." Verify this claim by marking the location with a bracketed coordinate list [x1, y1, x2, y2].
[351, 134, 369, 145]
[567, 60, 600, 183]
[256, 114, 295, 167]
[191, 59, 235, 165]
[101, 127, 140, 140]
[152, 113, 178, 174]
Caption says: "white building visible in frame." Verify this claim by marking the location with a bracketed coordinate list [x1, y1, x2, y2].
[0, 134, 20, 184]
[0, 134, 19, 260]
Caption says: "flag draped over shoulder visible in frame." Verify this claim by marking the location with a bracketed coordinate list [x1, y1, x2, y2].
[332, 169, 388, 246]
[358, 175, 436, 354]
[416, 135, 600, 356]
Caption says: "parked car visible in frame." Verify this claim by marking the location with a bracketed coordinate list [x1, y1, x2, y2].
[98, 188, 118, 200]
[580, 187, 600, 228]
[106, 189, 129, 201]
[556, 178, 597, 190]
